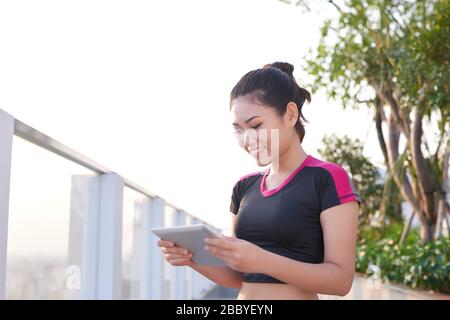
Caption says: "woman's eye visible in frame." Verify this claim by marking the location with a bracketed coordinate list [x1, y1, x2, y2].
[233, 124, 261, 134]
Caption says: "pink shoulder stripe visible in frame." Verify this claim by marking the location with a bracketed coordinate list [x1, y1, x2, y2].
[307, 156, 355, 201]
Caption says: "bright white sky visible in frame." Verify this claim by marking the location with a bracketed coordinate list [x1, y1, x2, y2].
[1, 0, 386, 257]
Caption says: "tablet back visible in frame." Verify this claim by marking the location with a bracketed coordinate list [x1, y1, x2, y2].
[152, 224, 226, 266]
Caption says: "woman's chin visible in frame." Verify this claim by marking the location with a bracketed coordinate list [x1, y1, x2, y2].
[253, 156, 271, 167]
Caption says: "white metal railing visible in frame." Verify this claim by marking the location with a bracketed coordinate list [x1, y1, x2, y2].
[0, 108, 218, 300]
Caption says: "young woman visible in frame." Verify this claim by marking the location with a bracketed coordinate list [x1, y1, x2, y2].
[158, 62, 361, 300]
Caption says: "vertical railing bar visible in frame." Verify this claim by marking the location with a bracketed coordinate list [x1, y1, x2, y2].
[0, 109, 14, 300]
[148, 197, 165, 299]
[96, 173, 124, 299]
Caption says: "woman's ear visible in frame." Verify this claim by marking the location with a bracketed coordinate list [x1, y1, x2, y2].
[285, 102, 299, 126]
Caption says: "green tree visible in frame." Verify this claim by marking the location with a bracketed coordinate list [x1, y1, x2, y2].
[284, 0, 450, 241]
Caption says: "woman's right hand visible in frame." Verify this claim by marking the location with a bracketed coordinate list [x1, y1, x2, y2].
[157, 239, 194, 267]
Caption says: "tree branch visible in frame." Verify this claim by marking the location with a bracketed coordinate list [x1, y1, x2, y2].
[385, 111, 424, 224]
[410, 107, 437, 222]
[328, 0, 344, 14]
[374, 98, 389, 166]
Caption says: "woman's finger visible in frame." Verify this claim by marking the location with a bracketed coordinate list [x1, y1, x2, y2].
[206, 245, 233, 260]
[164, 253, 184, 260]
[162, 247, 190, 255]
[157, 239, 174, 247]
[204, 237, 234, 250]
[165, 252, 193, 259]
[168, 257, 192, 266]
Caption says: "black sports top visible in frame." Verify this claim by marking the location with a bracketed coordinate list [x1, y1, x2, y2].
[229, 154, 361, 284]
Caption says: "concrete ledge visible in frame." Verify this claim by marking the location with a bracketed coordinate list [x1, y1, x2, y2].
[319, 272, 450, 300]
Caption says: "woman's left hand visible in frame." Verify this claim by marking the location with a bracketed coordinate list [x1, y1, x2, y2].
[204, 235, 266, 273]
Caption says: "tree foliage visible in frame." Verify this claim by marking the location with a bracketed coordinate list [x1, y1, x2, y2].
[287, 0, 450, 240]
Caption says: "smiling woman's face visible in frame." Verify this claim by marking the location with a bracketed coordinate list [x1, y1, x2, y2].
[230, 93, 298, 167]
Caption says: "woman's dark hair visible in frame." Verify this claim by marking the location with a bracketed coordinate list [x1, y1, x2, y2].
[229, 62, 311, 142]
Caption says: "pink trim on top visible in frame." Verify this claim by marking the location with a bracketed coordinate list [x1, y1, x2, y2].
[260, 154, 312, 197]
[307, 156, 356, 203]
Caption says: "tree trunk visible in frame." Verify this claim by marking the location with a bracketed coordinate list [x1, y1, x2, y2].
[400, 210, 415, 245]
[370, 80, 441, 241]
[385, 109, 433, 240]
[420, 222, 437, 242]
[374, 99, 389, 166]
[409, 107, 437, 223]
[435, 133, 450, 239]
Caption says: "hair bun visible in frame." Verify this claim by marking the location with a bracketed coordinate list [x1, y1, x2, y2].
[264, 62, 294, 78]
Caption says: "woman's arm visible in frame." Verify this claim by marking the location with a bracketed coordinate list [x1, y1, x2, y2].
[256, 201, 359, 295]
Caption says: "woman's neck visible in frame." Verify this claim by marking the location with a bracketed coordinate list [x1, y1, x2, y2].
[268, 141, 308, 176]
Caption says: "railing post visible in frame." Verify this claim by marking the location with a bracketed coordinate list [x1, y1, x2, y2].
[96, 173, 124, 299]
[185, 214, 195, 300]
[128, 200, 142, 299]
[148, 196, 165, 299]
[0, 110, 14, 300]
[68, 175, 98, 299]
[68, 173, 123, 299]
[171, 209, 187, 299]
[190, 217, 199, 299]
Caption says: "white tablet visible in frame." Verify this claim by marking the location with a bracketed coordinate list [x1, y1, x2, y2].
[152, 224, 227, 266]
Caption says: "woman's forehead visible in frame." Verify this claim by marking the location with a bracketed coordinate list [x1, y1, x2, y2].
[232, 93, 265, 107]
[231, 94, 268, 117]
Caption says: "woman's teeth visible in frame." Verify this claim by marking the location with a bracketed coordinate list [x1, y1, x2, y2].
[250, 147, 263, 154]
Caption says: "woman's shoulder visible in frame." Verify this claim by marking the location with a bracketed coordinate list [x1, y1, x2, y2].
[232, 169, 266, 189]
[307, 155, 350, 178]
[308, 156, 361, 206]
[238, 169, 266, 181]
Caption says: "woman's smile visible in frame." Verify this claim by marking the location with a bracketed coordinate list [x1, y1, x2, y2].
[249, 146, 264, 156]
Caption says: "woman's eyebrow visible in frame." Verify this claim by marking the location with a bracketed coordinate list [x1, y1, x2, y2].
[232, 115, 262, 126]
